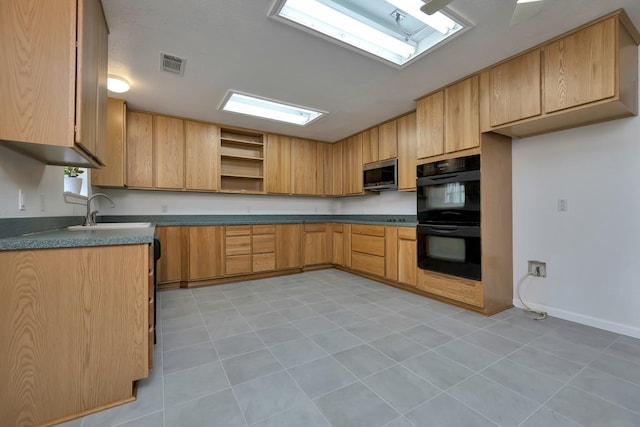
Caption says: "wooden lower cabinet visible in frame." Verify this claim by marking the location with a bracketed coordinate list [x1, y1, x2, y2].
[416, 270, 483, 307]
[0, 244, 150, 426]
[397, 227, 417, 287]
[330, 223, 344, 266]
[303, 223, 330, 266]
[156, 226, 184, 288]
[275, 224, 302, 269]
[351, 224, 385, 277]
[188, 226, 224, 280]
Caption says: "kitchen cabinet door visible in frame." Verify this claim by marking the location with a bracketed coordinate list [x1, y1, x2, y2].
[291, 138, 323, 195]
[397, 227, 417, 287]
[93, 98, 126, 187]
[331, 224, 344, 266]
[275, 224, 302, 269]
[126, 111, 153, 188]
[265, 134, 291, 194]
[385, 227, 398, 281]
[397, 112, 417, 191]
[416, 91, 444, 159]
[488, 50, 541, 127]
[304, 223, 329, 266]
[325, 140, 344, 196]
[157, 226, 184, 286]
[342, 134, 363, 195]
[154, 115, 185, 190]
[0, 0, 107, 167]
[362, 127, 379, 164]
[444, 75, 480, 153]
[188, 226, 224, 280]
[544, 18, 616, 114]
[185, 120, 220, 191]
[378, 120, 398, 161]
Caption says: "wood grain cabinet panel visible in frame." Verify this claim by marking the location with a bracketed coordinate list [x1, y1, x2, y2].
[225, 236, 251, 256]
[93, 98, 127, 187]
[397, 227, 417, 287]
[351, 252, 385, 277]
[488, 50, 542, 127]
[416, 91, 444, 159]
[342, 134, 363, 195]
[185, 120, 220, 191]
[304, 223, 329, 266]
[385, 226, 398, 281]
[0, 0, 108, 167]
[154, 115, 185, 190]
[252, 234, 275, 254]
[544, 18, 616, 113]
[291, 138, 324, 195]
[156, 226, 184, 286]
[226, 255, 252, 275]
[253, 253, 276, 272]
[444, 75, 480, 153]
[188, 226, 224, 280]
[325, 140, 344, 196]
[265, 134, 291, 194]
[378, 120, 398, 161]
[397, 112, 417, 191]
[330, 224, 344, 266]
[126, 111, 153, 188]
[362, 127, 379, 164]
[351, 234, 385, 257]
[275, 224, 302, 269]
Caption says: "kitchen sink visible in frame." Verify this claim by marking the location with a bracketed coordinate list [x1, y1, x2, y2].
[67, 222, 152, 230]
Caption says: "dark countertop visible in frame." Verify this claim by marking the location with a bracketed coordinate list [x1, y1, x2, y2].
[0, 227, 156, 251]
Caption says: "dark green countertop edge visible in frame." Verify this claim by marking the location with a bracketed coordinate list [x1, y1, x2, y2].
[0, 216, 84, 239]
[99, 214, 417, 226]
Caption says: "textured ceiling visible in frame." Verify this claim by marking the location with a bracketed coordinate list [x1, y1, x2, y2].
[102, 0, 640, 142]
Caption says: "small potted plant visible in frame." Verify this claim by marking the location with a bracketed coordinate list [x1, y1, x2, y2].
[63, 166, 85, 194]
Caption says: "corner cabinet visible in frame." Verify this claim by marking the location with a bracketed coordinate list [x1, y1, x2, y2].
[342, 133, 364, 195]
[219, 128, 265, 193]
[480, 10, 639, 137]
[0, 0, 108, 167]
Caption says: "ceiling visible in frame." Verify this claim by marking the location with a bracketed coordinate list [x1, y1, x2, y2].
[102, 0, 640, 143]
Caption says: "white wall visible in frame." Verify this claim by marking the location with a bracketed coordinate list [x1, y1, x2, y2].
[513, 116, 640, 338]
[337, 190, 415, 214]
[0, 146, 85, 218]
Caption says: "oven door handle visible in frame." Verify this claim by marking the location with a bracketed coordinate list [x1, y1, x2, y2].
[425, 226, 459, 234]
[416, 170, 479, 186]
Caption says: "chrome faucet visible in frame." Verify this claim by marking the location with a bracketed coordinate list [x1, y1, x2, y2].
[83, 193, 116, 226]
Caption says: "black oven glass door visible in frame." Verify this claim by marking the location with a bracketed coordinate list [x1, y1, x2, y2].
[417, 170, 480, 225]
[417, 224, 481, 281]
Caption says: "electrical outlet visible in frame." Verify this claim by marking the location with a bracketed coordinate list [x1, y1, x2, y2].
[161, 205, 168, 213]
[528, 260, 547, 277]
[557, 199, 568, 212]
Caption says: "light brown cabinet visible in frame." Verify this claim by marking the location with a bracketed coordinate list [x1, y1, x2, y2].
[220, 128, 265, 193]
[0, 244, 149, 426]
[324, 141, 344, 196]
[225, 225, 252, 275]
[185, 121, 220, 191]
[157, 226, 184, 288]
[93, 98, 127, 187]
[252, 225, 276, 272]
[0, 0, 108, 167]
[126, 111, 154, 189]
[303, 223, 330, 266]
[265, 134, 291, 194]
[291, 138, 324, 196]
[397, 227, 417, 287]
[351, 225, 385, 277]
[480, 11, 639, 137]
[154, 115, 185, 190]
[362, 122, 397, 164]
[275, 224, 302, 269]
[342, 134, 363, 195]
[187, 226, 224, 280]
[417, 75, 479, 159]
[330, 223, 344, 266]
[397, 112, 417, 191]
[362, 127, 379, 164]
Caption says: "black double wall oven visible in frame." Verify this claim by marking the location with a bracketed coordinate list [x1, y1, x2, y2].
[417, 155, 481, 281]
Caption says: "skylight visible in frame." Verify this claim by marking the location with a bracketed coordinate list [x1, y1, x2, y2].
[270, 0, 470, 67]
[220, 92, 326, 126]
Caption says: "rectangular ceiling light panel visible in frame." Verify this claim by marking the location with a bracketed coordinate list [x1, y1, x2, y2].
[270, 0, 470, 67]
[220, 92, 326, 126]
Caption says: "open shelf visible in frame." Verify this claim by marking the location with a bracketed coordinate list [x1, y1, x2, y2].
[219, 128, 265, 193]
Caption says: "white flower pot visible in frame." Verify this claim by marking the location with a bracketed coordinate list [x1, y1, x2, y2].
[64, 176, 83, 194]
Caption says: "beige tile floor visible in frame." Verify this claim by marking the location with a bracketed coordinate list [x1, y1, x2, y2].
[61, 269, 640, 427]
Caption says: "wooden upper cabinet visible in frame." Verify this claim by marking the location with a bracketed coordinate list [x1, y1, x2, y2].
[342, 134, 363, 195]
[362, 127, 379, 164]
[544, 18, 616, 113]
[0, 0, 108, 167]
[378, 120, 398, 161]
[185, 120, 220, 191]
[265, 134, 291, 194]
[325, 140, 344, 196]
[291, 138, 323, 195]
[126, 111, 153, 188]
[488, 50, 542, 127]
[444, 75, 480, 153]
[93, 98, 126, 187]
[153, 115, 185, 190]
[397, 112, 417, 191]
[416, 91, 444, 159]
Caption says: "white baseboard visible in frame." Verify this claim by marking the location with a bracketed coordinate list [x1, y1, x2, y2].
[512, 300, 640, 339]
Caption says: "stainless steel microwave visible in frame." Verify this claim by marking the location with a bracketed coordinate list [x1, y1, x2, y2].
[362, 159, 398, 191]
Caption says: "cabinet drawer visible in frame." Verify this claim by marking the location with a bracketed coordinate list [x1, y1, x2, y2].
[397, 227, 416, 240]
[416, 270, 483, 307]
[252, 234, 275, 254]
[226, 235, 251, 256]
[352, 234, 385, 257]
[253, 224, 275, 234]
[351, 252, 385, 277]
[226, 255, 252, 275]
[253, 253, 276, 272]
[352, 224, 385, 237]
[226, 225, 251, 236]
[304, 223, 327, 232]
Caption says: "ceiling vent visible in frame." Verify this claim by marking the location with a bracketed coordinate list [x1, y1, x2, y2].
[160, 52, 186, 76]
